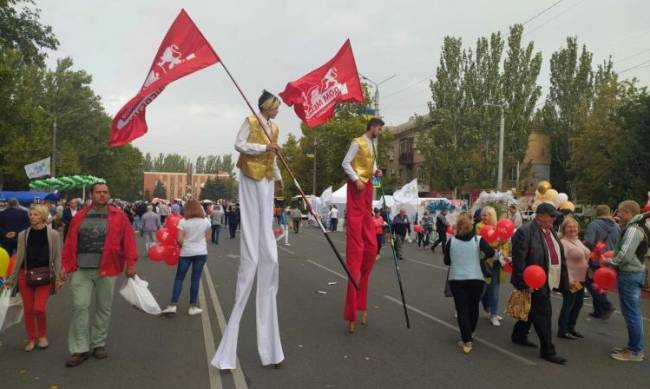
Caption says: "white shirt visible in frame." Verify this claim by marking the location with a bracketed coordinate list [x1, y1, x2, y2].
[178, 217, 211, 257]
[341, 134, 378, 182]
[234, 115, 281, 181]
[329, 208, 339, 219]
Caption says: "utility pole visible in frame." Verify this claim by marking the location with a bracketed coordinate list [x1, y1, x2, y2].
[360, 74, 396, 118]
[483, 103, 505, 190]
[51, 118, 57, 177]
[312, 137, 317, 195]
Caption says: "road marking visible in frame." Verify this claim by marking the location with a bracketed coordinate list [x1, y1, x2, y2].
[203, 266, 248, 389]
[307, 259, 347, 280]
[278, 246, 295, 255]
[198, 281, 223, 389]
[226, 254, 240, 259]
[404, 257, 447, 270]
[383, 295, 537, 367]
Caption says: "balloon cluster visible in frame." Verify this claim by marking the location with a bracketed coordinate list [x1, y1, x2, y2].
[477, 219, 515, 245]
[588, 240, 617, 291]
[148, 214, 182, 266]
[534, 181, 574, 212]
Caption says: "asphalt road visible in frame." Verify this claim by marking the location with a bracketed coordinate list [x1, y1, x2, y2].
[1, 225, 649, 389]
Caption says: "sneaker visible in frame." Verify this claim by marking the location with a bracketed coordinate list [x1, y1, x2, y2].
[188, 306, 203, 316]
[610, 350, 644, 362]
[457, 341, 472, 354]
[601, 307, 616, 320]
[612, 346, 628, 354]
[161, 305, 177, 315]
[284, 243, 291, 246]
[490, 316, 501, 327]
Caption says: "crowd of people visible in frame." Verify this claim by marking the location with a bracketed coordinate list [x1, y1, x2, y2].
[1, 92, 648, 373]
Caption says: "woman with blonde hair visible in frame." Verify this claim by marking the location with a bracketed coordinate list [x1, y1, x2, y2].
[558, 216, 589, 339]
[5, 204, 62, 351]
[444, 213, 495, 353]
[476, 206, 504, 326]
[161, 199, 211, 316]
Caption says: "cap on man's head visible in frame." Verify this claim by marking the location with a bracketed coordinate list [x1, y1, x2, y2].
[536, 202, 561, 218]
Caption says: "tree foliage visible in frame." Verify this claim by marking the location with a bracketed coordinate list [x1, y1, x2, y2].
[152, 180, 167, 199]
[420, 24, 542, 193]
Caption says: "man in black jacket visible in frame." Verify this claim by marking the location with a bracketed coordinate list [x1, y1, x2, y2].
[0, 198, 30, 255]
[510, 203, 569, 364]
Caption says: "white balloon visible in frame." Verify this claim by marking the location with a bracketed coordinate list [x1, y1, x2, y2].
[557, 193, 569, 205]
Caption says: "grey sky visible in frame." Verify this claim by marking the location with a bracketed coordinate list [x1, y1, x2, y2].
[37, 0, 650, 160]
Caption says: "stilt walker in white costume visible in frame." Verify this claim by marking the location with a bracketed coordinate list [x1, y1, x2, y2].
[211, 90, 284, 370]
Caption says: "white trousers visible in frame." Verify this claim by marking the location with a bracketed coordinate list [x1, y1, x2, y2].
[276, 224, 289, 245]
[211, 175, 284, 369]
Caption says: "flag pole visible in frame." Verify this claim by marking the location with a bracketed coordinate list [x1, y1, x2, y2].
[371, 141, 411, 328]
[218, 60, 359, 290]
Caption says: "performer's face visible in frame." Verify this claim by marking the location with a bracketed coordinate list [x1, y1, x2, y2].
[368, 125, 382, 138]
[263, 105, 279, 119]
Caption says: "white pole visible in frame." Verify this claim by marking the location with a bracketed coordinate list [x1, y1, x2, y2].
[497, 106, 505, 190]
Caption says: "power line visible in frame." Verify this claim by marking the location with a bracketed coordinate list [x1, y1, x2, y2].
[524, 0, 587, 37]
[618, 58, 650, 74]
[382, 75, 434, 100]
[522, 0, 564, 26]
[616, 47, 650, 64]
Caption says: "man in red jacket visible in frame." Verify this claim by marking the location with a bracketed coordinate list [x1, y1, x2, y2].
[59, 182, 138, 367]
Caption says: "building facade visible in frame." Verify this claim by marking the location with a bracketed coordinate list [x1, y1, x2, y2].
[388, 114, 551, 196]
[143, 171, 230, 200]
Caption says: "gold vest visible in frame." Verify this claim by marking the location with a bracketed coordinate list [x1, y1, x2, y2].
[236, 116, 279, 181]
[351, 135, 374, 183]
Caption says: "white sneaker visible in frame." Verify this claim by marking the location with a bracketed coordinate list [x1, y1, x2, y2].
[188, 306, 203, 316]
[490, 316, 501, 327]
[284, 243, 291, 246]
[496, 315, 503, 320]
[161, 305, 177, 315]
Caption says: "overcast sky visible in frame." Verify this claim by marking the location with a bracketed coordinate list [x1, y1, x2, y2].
[37, 0, 650, 159]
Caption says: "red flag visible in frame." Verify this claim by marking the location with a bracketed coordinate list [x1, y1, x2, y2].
[110, 9, 219, 146]
[279, 39, 363, 127]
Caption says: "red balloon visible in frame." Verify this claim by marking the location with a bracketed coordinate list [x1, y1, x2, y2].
[156, 227, 176, 244]
[502, 261, 513, 273]
[495, 219, 515, 241]
[414, 224, 423, 233]
[164, 214, 181, 229]
[593, 268, 617, 290]
[148, 244, 166, 262]
[481, 225, 498, 244]
[164, 245, 180, 266]
[6, 254, 16, 276]
[523, 265, 547, 289]
[602, 250, 614, 259]
[273, 226, 283, 237]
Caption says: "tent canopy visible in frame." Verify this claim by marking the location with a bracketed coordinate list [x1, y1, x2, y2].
[0, 191, 60, 205]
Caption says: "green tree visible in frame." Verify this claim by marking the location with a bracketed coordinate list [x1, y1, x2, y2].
[0, 0, 59, 66]
[542, 37, 594, 194]
[152, 180, 167, 199]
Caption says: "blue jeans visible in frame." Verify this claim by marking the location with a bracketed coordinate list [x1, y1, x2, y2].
[558, 287, 585, 334]
[171, 255, 208, 305]
[211, 225, 221, 244]
[481, 275, 500, 316]
[617, 271, 645, 353]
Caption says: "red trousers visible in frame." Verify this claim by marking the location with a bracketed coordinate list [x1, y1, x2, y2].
[344, 181, 378, 321]
[18, 271, 50, 340]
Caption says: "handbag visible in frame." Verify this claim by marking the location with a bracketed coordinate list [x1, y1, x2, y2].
[505, 289, 532, 321]
[24, 232, 54, 287]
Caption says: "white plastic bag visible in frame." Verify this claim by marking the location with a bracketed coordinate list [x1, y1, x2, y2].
[0, 289, 23, 333]
[119, 275, 162, 315]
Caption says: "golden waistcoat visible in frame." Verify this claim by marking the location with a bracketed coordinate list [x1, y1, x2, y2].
[351, 135, 374, 183]
[236, 116, 279, 181]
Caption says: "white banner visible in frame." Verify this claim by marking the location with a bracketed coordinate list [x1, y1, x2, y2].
[24, 157, 51, 179]
[393, 178, 419, 204]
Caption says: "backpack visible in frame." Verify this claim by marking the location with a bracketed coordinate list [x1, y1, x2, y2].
[632, 212, 650, 260]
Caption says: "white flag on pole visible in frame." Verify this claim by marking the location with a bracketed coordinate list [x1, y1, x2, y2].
[24, 157, 51, 179]
[320, 186, 333, 205]
[393, 178, 419, 204]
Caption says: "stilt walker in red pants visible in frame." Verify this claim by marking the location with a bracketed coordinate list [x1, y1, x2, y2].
[341, 118, 384, 333]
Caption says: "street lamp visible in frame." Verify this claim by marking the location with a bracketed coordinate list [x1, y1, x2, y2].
[361, 74, 396, 118]
[483, 102, 505, 190]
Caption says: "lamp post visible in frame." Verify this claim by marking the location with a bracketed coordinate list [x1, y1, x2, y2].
[361, 74, 396, 118]
[483, 103, 505, 190]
